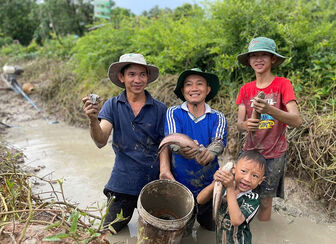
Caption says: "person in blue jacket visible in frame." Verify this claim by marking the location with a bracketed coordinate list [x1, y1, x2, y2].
[159, 68, 227, 232]
[82, 53, 166, 233]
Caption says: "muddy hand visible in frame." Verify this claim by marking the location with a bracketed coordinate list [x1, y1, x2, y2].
[195, 147, 215, 166]
[253, 97, 269, 114]
[214, 169, 234, 188]
[82, 95, 100, 121]
[89, 93, 101, 105]
[180, 145, 200, 159]
[159, 170, 175, 181]
[246, 118, 260, 132]
[222, 171, 235, 189]
[158, 133, 199, 155]
[251, 91, 267, 115]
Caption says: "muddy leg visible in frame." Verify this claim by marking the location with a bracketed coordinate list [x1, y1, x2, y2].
[258, 197, 272, 221]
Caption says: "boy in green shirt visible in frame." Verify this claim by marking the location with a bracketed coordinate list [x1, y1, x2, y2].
[197, 150, 266, 243]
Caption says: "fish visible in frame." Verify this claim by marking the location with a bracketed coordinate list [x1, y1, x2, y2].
[251, 91, 265, 120]
[158, 133, 201, 157]
[89, 93, 101, 104]
[213, 161, 234, 221]
[251, 91, 265, 141]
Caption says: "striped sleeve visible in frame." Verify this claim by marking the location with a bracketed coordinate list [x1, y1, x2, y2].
[241, 192, 260, 223]
[164, 106, 180, 135]
[213, 111, 228, 146]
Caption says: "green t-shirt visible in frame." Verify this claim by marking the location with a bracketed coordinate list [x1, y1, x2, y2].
[216, 190, 260, 244]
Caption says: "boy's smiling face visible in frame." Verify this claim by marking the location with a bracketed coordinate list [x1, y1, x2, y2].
[232, 158, 265, 193]
[248, 51, 277, 75]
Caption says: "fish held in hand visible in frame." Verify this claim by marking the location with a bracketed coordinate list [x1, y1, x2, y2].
[251, 91, 265, 141]
[251, 91, 265, 120]
[89, 94, 101, 104]
[213, 161, 233, 221]
[158, 133, 200, 157]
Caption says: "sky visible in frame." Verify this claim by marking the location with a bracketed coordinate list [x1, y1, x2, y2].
[113, 0, 206, 15]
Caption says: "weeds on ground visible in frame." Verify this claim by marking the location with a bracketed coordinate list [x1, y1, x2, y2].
[0, 143, 126, 243]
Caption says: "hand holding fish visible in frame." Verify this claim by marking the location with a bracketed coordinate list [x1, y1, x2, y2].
[212, 161, 234, 220]
[250, 91, 266, 137]
[82, 94, 102, 121]
[245, 118, 260, 132]
[215, 169, 235, 189]
[180, 142, 200, 159]
[158, 133, 200, 157]
[158, 133, 220, 165]
[251, 91, 266, 119]
[252, 97, 269, 114]
[195, 147, 215, 166]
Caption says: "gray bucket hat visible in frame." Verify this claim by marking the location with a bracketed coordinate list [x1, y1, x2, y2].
[174, 68, 220, 102]
[237, 37, 286, 67]
[108, 53, 159, 88]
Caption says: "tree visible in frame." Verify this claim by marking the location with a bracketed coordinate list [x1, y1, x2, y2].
[34, 0, 94, 43]
[110, 7, 134, 29]
[0, 0, 39, 45]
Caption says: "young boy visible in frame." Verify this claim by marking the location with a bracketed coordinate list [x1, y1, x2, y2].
[197, 150, 266, 244]
[236, 37, 301, 221]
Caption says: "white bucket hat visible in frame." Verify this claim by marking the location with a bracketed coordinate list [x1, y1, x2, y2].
[108, 53, 159, 88]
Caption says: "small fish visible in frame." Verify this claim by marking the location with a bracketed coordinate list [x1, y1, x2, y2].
[251, 91, 265, 141]
[158, 133, 200, 157]
[251, 91, 265, 120]
[213, 161, 234, 221]
[89, 93, 101, 104]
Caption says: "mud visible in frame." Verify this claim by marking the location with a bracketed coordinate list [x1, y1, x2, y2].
[1, 78, 336, 243]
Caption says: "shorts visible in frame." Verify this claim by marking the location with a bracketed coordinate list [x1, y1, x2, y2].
[253, 153, 286, 198]
[103, 189, 138, 233]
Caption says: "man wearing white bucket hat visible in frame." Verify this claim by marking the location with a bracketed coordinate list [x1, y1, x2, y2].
[82, 53, 166, 232]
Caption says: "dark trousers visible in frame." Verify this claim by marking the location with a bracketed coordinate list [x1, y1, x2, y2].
[184, 199, 215, 236]
[103, 189, 138, 233]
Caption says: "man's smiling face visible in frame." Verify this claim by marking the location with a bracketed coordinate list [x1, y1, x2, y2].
[182, 74, 210, 105]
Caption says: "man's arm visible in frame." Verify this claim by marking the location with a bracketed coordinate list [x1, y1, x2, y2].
[159, 147, 175, 180]
[89, 119, 112, 148]
[253, 99, 301, 128]
[195, 111, 227, 165]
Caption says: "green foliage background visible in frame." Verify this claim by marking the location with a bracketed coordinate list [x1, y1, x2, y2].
[1, 0, 335, 102]
[2, 0, 331, 103]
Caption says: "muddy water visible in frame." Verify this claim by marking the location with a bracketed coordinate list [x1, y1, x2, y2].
[4, 119, 336, 244]
[4, 119, 113, 208]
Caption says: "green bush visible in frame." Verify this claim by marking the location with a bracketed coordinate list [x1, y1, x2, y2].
[1, 0, 335, 101]
[71, 18, 135, 81]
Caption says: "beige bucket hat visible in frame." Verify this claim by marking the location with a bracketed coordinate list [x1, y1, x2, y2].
[108, 53, 159, 88]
